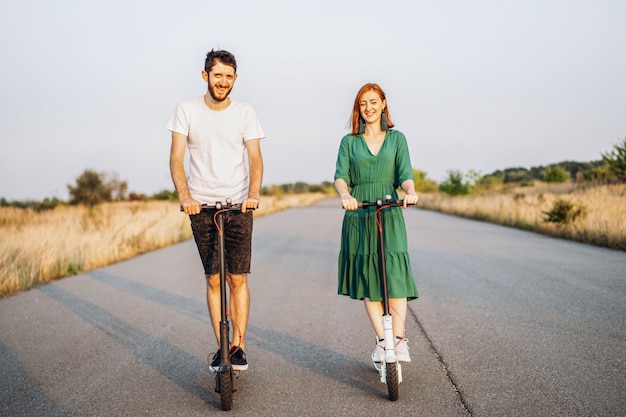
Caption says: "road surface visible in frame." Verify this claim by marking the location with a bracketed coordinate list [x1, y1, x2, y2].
[1, 198, 624, 416]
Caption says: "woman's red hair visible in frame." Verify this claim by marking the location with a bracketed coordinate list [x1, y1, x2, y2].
[349, 83, 395, 135]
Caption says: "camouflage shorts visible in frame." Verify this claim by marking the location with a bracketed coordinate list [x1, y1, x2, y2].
[189, 210, 253, 276]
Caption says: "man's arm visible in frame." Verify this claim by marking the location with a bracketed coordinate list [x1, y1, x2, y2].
[242, 138, 263, 213]
[170, 131, 201, 214]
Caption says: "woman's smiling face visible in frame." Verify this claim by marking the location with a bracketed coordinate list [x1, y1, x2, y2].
[359, 90, 386, 125]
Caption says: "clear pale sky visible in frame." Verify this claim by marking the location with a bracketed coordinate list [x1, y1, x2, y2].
[1, 0, 625, 201]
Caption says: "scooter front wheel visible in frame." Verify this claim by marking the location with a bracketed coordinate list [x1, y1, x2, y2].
[386, 362, 399, 401]
[218, 370, 234, 410]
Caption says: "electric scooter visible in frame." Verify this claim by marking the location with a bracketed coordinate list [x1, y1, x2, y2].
[357, 195, 414, 401]
[182, 198, 252, 411]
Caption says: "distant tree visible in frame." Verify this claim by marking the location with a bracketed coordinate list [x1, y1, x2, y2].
[128, 192, 148, 201]
[476, 172, 504, 191]
[499, 167, 534, 183]
[553, 160, 603, 179]
[37, 197, 63, 211]
[542, 165, 570, 183]
[151, 189, 178, 201]
[0, 197, 62, 211]
[261, 184, 284, 197]
[601, 137, 626, 181]
[583, 164, 614, 182]
[307, 181, 335, 194]
[465, 169, 483, 190]
[107, 172, 128, 200]
[485, 160, 605, 185]
[413, 169, 438, 193]
[439, 170, 470, 196]
[67, 169, 127, 206]
[293, 182, 309, 193]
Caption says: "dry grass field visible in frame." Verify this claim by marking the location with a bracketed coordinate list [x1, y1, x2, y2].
[419, 182, 626, 250]
[2, 184, 623, 297]
[0, 193, 329, 297]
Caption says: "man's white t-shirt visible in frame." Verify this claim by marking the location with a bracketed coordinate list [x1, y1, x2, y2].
[166, 97, 265, 204]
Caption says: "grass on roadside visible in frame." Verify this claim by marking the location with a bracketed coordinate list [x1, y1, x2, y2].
[418, 182, 626, 250]
[0, 193, 330, 297]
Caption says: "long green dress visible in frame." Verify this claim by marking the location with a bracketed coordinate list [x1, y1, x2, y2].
[334, 129, 418, 301]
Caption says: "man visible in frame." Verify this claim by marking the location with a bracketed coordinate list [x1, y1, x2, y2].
[166, 49, 265, 371]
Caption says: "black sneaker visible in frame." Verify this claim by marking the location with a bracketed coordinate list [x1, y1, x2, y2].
[209, 350, 221, 370]
[230, 346, 248, 371]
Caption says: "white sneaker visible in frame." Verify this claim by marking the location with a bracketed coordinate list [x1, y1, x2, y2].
[371, 337, 384, 363]
[395, 337, 411, 362]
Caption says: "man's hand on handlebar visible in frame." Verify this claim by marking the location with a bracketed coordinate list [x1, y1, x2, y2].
[242, 197, 260, 213]
[180, 198, 202, 215]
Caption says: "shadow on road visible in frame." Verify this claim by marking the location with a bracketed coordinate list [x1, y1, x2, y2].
[60, 270, 386, 400]
[39, 283, 221, 410]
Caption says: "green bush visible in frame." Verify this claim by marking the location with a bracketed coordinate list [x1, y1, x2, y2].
[542, 165, 570, 183]
[413, 169, 439, 193]
[543, 199, 587, 225]
[0, 197, 63, 211]
[439, 170, 471, 196]
[151, 189, 178, 201]
[601, 136, 626, 181]
[261, 181, 335, 197]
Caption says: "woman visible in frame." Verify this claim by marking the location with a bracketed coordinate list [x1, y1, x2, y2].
[334, 83, 419, 363]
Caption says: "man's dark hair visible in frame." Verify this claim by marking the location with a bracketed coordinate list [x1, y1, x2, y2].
[205, 49, 237, 74]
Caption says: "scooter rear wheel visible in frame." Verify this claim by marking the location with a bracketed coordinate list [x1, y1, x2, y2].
[386, 362, 399, 401]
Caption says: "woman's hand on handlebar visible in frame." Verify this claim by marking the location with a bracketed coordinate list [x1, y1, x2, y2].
[180, 198, 202, 215]
[341, 194, 359, 211]
[403, 193, 419, 208]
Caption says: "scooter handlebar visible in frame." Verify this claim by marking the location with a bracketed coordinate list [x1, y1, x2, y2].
[179, 199, 256, 212]
[356, 195, 417, 209]
[358, 200, 403, 208]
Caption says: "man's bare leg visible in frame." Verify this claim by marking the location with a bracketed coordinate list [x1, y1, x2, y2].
[226, 273, 249, 350]
[207, 273, 250, 351]
[206, 273, 221, 347]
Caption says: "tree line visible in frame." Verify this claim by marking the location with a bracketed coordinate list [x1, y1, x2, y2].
[2, 137, 624, 209]
[433, 137, 626, 196]
[0, 171, 337, 211]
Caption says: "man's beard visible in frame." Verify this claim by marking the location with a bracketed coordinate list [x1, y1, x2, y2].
[208, 84, 232, 102]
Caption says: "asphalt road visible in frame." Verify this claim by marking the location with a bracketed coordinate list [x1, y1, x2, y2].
[1, 198, 624, 416]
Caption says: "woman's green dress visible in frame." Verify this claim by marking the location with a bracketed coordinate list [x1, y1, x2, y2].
[334, 130, 418, 301]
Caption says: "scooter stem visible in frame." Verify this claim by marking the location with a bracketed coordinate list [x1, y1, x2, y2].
[382, 314, 396, 362]
[217, 207, 231, 369]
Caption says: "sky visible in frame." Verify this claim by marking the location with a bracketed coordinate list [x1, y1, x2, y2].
[1, 0, 625, 201]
